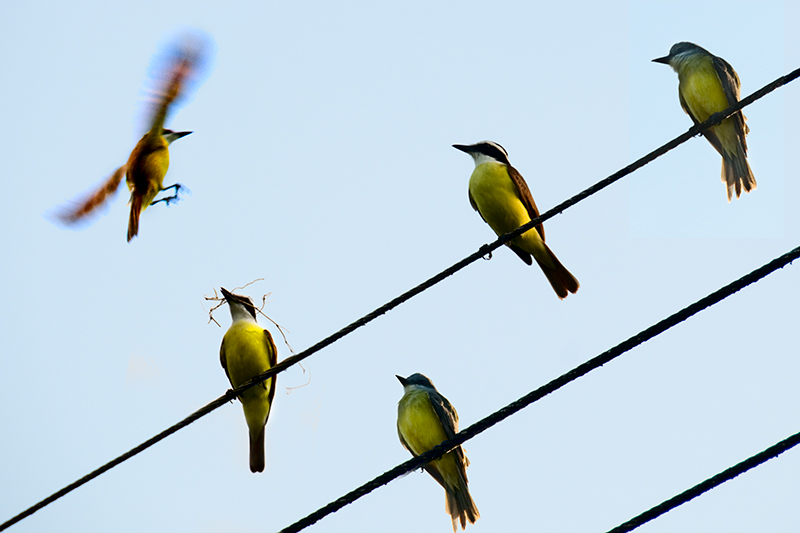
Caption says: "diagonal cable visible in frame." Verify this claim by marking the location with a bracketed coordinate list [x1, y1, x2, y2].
[277, 245, 800, 533]
[605, 429, 800, 533]
[1, 66, 798, 531]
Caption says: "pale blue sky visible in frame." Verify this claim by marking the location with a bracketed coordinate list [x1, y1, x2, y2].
[1, 1, 798, 532]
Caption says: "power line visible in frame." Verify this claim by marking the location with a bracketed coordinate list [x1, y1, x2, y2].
[277, 245, 800, 533]
[2, 66, 797, 531]
[605, 428, 800, 533]
[226, 63, 800, 395]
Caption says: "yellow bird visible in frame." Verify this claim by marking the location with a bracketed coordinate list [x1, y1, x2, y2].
[220, 287, 278, 473]
[58, 40, 203, 240]
[454, 141, 579, 299]
[653, 42, 756, 201]
[396, 373, 479, 531]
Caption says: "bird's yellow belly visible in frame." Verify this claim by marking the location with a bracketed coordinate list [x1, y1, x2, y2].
[224, 323, 274, 432]
[398, 392, 449, 455]
[680, 67, 730, 122]
[468, 162, 543, 253]
[398, 391, 461, 483]
[680, 66, 741, 154]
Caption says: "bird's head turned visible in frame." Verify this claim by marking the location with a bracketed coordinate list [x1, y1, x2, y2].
[396, 373, 436, 391]
[652, 42, 710, 71]
[220, 287, 258, 322]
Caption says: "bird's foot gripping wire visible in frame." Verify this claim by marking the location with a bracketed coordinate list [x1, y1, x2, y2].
[151, 183, 189, 206]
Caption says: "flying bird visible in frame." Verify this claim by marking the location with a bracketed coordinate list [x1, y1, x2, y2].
[58, 37, 205, 240]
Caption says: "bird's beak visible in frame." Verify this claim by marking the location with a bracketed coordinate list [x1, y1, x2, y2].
[165, 130, 193, 144]
[652, 55, 671, 64]
[452, 144, 472, 154]
[396, 375, 408, 386]
[220, 287, 233, 301]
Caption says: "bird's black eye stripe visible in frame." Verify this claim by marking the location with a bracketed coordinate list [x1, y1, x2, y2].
[477, 142, 509, 164]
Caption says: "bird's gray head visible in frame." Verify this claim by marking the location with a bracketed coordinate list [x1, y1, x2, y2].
[220, 287, 258, 321]
[652, 42, 709, 68]
[453, 141, 510, 166]
[396, 373, 436, 390]
[163, 129, 192, 145]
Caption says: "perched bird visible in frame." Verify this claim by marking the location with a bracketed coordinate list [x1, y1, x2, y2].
[57, 39, 204, 240]
[220, 287, 278, 473]
[454, 141, 579, 299]
[653, 42, 756, 201]
[396, 373, 479, 531]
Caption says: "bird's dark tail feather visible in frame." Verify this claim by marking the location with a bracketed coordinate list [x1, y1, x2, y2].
[445, 478, 480, 531]
[536, 243, 580, 299]
[249, 426, 266, 473]
[722, 147, 756, 202]
[127, 195, 143, 242]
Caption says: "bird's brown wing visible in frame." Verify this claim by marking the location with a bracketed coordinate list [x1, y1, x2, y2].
[428, 390, 470, 471]
[145, 41, 202, 139]
[468, 189, 486, 222]
[507, 165, 545, 242]
[56, 164, 127, 224]
[263, 328, 278, 418]
[219, 337, 232, 385]
[712, 54, 750, 142]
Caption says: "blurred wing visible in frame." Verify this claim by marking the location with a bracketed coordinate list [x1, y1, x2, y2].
[56, 164, 127, 224]
[146, 43, 203, 136]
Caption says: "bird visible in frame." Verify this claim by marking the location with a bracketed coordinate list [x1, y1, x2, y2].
[454, 141, 579, 299]
[57, 39, 203, 240]
[653, 42, 756, 201]
[219, 287, 278, 473]
[396, 373, 479, 531]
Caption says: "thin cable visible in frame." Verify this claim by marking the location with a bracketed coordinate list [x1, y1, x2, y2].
[226, 64, 800, 394]
[278, 245, 800, 533]
[0, 392, 238, 532]
[2, 67, 797, 531]
[605, 429, 800, 533]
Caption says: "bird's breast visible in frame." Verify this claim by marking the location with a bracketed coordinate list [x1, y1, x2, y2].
[222, 322, 274, 390]
[398, 391, 449, 456]
[679, 61, 730, 122]
[468, 162, 531, 236]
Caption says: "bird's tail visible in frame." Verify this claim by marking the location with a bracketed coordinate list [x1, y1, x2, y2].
[534, 243, 579, 299]
[722, 146, 756, 202]
[249, 425, 266, 473]
[127, 195, 143, 242]
[445, 476, 480, 531]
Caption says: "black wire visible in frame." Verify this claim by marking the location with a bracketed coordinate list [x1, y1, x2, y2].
[2, 66, 797, 532]
[0, 392, 238, 532]
[605, 429, 800, 533]
[277, 245, 800, 533]
[224, 65, 800, 398]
